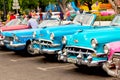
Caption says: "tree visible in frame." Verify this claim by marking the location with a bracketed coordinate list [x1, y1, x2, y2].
[108, 0, 120, 14]
[56, 0, 67, 14]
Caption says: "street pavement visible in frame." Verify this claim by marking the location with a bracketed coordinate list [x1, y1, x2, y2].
[0, 49, 119, 80]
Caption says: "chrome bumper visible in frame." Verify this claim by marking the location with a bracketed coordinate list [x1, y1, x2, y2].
[4, 40, 25, 48]
[0, 41, 4, 46]
[102, 63, 119, 77]
[9, 43, 26, 48]
[40, 43, 60, 47]
[58, 52, 106, 67]
[41, 49, 59, 54]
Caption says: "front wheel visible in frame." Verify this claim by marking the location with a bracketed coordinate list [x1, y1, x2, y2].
[25, 42, 38, 56]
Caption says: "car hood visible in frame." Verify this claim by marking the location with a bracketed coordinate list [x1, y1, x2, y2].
[66, 27, 120, 47]
[39, 24, 92, 39]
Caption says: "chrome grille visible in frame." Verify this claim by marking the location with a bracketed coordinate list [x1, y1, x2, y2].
[40, 40, 52, 47]
[65, 46, 95, 58]
[4, 36, 14, 41]
[33, 40, 40, 44]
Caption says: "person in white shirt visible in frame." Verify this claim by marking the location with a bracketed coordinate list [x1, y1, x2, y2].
[27, 15, 38, 29]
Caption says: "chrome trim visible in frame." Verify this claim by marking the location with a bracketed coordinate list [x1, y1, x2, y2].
[39, 39, 60, 47]
[102, 62, 120, 77]
[8, 43, 25, 47]
[65, 46, 96, 52]
[0, 41, 4, 46]
[67, 57, 106, 67]
[40, 43, 60, 47]
[42, 49, 59, 54]
[39, 39, 53, 43]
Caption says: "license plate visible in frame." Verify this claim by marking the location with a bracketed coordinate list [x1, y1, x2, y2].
[67, 58, 76, 63]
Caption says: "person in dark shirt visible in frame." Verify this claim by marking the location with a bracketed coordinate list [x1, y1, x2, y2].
[60, 11, 64, 20]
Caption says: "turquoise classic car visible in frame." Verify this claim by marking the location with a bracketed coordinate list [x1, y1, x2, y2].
[29, 14, 111, 57]
[58, 14, 120, 67]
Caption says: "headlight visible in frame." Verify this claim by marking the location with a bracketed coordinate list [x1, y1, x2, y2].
[13, 34, 18, 41]
[104, 44, 110, 54]
[33, 31, 36, 38]
[91, 38, 98, 48]
[50, 33, 54, 40]
[62, 36, 67, 44]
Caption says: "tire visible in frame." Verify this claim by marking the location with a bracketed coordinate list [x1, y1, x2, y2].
[25, 42, 37, 56]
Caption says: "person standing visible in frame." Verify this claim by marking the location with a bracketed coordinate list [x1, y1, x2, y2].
[10, 11, 16, 21]
[60, 11, 64, 20]
[39, 9, 43, 22]
[46, 10, 52, 20]
[27, 15, 38, 29]
[65, 8, 71, 21]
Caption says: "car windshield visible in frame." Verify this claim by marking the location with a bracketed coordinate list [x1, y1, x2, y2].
[5, 19, 21, 26]
[72, 14, 95, 25]
[21, 18, 28, 25]
[38, 20, 60, 28]
[110, 15, 120, 26]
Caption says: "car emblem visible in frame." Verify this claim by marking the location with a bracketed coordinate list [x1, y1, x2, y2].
[74, 40, 79, 43]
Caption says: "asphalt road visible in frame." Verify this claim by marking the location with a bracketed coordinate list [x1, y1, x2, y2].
[0, 49, 119, 80]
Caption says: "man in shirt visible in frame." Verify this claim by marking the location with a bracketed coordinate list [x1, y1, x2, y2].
[27, 15, 38, 29]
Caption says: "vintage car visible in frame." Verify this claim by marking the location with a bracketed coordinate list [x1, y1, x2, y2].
[102, 41, 120, 77]
[29, 14, 113, 58]
[0, 18, 28, 46]
[2, 19, 72, 54]
[58, 14, 120, 67]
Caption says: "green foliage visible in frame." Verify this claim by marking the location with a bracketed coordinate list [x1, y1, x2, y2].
[96, 15, 115, 21]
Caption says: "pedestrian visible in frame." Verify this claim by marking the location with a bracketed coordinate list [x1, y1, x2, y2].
[0, 20, 4, 27]
[46, 10, 52, 20]
[6, 11, 11, 22]
[27, 15, 38, 29]
[65, 8, 71, 21]
[10, 11, 16, 21]
[59, 10, 64, 20]
[39, 8, 43, 22]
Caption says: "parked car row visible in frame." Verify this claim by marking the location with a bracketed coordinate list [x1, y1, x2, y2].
[0, 14, 120, 78]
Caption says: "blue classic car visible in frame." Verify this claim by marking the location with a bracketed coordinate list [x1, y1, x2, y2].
[2, 19, 71, 52]
[2, 14, 96, 56]
[29, 14, 111, 57]
[58, 14, 120, 67]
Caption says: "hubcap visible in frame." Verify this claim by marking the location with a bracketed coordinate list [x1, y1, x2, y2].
[27, 43, 35, 55]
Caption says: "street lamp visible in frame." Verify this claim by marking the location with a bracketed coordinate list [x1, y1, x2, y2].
[3, 0, 7, 21]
